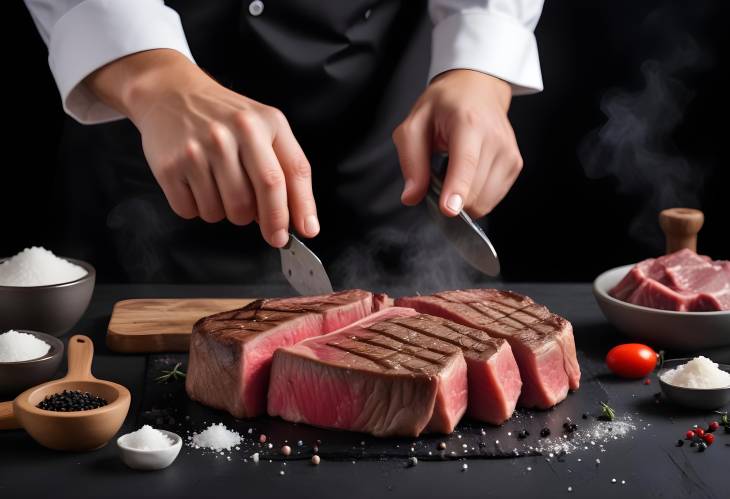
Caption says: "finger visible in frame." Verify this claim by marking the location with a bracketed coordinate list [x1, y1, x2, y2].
[184, 140, 226, 223]
[464, 141, 496, 210]
[392, 110, 432, 206]
[234, 113, 290, 248]
[207, 123, 257, 225]
[469, 149, 523, 218]
[273, 117, 318, 238]
[163, 180, 199, 219]
[152, 162, 199, 219]
[440, 125, 483, 216]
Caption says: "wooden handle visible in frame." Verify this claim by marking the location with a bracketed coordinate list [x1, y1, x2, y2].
[0, 401, 20, 430]
[659, 208, 704, 254]
[64, 335, 95, 380]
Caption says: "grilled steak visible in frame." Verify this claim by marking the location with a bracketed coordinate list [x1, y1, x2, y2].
[610, 249, 730, 311]
[379, 314, 521, 425]
[267, 307, 469, 437]
[396, 289, 580, 409]
[186, 290, 377, 418]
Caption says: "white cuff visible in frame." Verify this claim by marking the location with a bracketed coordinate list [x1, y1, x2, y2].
[429, 9, 543, 95]
[48, 0, 195, 124]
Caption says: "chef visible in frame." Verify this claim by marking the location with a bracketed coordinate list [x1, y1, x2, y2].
[24, 0, 544, 283]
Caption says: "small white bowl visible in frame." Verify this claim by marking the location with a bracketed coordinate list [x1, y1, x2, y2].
[593, 264, 730, 350]
[117, 429, 182, 471]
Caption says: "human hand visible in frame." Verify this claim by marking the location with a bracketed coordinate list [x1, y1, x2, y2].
[393, 69, 523, 218]
[86, 49, 318, 248]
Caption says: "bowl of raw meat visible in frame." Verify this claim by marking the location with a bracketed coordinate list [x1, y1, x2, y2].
[593, 249, 730, 350]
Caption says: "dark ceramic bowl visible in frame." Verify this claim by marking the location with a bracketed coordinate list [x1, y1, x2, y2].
[0, 258, 95, 337]
[0, 330, 64, 398]
[658, 358, 730, 410]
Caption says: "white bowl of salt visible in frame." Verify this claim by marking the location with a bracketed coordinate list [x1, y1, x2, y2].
[117, 425, 182, 470]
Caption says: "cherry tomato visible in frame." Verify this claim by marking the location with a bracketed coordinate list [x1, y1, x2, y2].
[605, 343, 657, 379]
[703, 433, 714, 445]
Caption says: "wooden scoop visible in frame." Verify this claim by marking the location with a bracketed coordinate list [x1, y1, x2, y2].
[0, 335, 130, 451]
[659, 208, 704, 254]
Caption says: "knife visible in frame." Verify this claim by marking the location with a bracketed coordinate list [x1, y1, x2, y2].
[425, 156, 501, 277]
[279, 233, 334, 295]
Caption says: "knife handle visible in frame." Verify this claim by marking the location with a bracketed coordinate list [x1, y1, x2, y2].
[659, 208, 704, 254]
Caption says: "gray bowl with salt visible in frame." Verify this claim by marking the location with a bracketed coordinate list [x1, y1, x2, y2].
[0, 258, 95, 337]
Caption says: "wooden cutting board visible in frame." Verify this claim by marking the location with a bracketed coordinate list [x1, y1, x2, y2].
[106, 298, 254, 353]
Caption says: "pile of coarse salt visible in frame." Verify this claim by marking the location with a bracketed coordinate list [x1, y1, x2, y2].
[0, 330, 51, 362]
[529, 417, 636, 457]
[661, 356, 730, 389]
[0, 247, 87, 287]
[123, 425, 174, 451]
[190, 423, 242, 452]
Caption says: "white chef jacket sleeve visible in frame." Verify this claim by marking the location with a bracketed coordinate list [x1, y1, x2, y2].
[428, 0, 544, 94]
[24, 0, 195, 124]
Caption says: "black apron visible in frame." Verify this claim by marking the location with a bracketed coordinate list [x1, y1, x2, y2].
[55, 0, 432, 284]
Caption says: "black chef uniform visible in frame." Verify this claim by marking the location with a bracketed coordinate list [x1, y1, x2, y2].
[54, 0, 432, 285]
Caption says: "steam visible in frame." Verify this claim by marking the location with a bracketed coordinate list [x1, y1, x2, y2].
[577, 6, 713, 252]
[106, 196, 173, 281]
[330, 218, 492, 293]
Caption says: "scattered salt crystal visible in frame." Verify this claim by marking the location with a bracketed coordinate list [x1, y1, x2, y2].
[661, 356, 730, 389]
[526, 467, 532, 472]
[267, 443, 273, 449]
[251, 452, 260, 463]
[461, 463, 468, 471]
[122, 425, 173, 451]
[611, 478, 617, 484]
[568, 486, 573, 492]
[191, 423, 242, 451]
[0, 247, 87, 286]
[0, 330, 51, 362]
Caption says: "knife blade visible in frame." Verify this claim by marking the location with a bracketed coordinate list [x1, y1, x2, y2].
[425, 159, 501, 277]
[279, 234, 334, 295]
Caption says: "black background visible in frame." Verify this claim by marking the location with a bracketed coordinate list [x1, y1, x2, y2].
[2, 0, 728, 282]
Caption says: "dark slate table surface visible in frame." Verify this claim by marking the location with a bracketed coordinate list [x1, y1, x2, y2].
[1, 283, 727, 499]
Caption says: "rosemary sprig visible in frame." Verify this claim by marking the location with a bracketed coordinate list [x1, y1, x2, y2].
[156, 362, 186, 383]
[599, 401, 616, 421]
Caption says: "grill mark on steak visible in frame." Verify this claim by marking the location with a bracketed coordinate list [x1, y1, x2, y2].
[366, 322, 459, 357]
[389, 315, 501, 356]
[353, 334, 454, 368]
[426, 293, 566, 340]
[324, 337, 438, 374]
[196, 291, 369, 336]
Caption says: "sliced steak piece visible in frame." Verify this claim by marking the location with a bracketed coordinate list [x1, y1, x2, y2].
[382, 314, 522, 425]
[267, 307, 469, 437]
[186, 290, 375, 418]
[396, 289, 580, 409]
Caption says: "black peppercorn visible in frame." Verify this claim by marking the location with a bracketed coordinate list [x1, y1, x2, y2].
[518, 429, 529, 439]
[36, 390, 108, 412]
[676, 439, 684, 447]
[540, 428, 551, 438]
